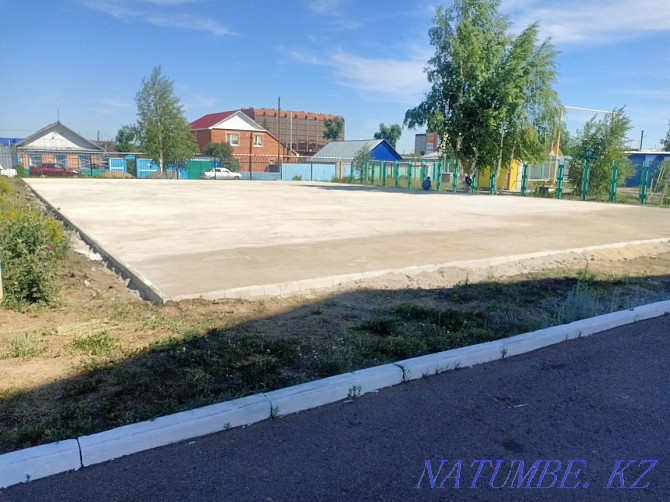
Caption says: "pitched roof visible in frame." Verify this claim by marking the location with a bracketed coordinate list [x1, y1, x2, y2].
[311, 139, 385, 160]
[190, 111, 237, 130]
[16, 122, 103, 151]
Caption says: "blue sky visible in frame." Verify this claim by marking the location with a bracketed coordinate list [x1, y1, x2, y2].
[1, 0, 669, 154]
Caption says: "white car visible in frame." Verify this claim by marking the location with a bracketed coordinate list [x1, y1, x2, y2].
[200, 167, 242, 180]
[0, 163, 18, 178]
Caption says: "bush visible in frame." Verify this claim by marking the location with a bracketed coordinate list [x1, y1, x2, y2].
[0, 195, 70, 309]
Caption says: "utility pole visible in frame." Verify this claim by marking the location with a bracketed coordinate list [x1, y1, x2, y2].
[277, 97, 281, 164]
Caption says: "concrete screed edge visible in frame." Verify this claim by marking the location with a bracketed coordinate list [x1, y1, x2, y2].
[1, 300, 669, 489]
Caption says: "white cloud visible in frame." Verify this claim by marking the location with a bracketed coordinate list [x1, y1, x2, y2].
[503, 0, 670, 44]
[308, 0, 342, 14]
[145, 13, 234, 36]
[81, 0, 233, 36]
[98, 98, 132, 109]
[291, 47, 431, 104]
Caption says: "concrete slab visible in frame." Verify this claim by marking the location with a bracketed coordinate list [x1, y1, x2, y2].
[25, 179, 670, 303]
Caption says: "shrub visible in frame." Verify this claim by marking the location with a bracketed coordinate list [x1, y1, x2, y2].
[0, 196, 70, 308]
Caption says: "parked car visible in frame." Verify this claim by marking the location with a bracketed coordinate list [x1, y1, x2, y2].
[200, 167, 242, 180]
[29, 163, 82, 177]
[0, 162, 18, 178]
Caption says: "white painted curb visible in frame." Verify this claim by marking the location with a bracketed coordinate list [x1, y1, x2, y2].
[0, 440, 81, 489]
[264, 363, 404, 417]
[78, 394, 270, 467]
[1, 301, 669, 489]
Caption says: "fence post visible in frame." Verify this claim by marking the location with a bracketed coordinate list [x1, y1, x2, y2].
[580, 162, 590, 200]
[407, 162, 412, 189]
[371, 162, 376, 186]
[556, 163, 565, 199]
[609, 162, 618, 202]
[381, 161, 387, 187]
[436, 160, 442, 191]
[394, 161, 399, 188]
[639, 164, 649, 204]
[489, 170, 495, 194]
[521, 164, 528, 196]
[452, 162, 459, 193]
[350, 163, 355, 184]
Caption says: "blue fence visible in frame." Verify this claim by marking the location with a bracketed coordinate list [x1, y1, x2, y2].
[280, 163, 338, 181]
[241, 172, 281, 181]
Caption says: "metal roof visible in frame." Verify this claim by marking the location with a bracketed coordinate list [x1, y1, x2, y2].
[310, 139, 385, 160]
[16, 122, 103, 152]
[190, 111, 237, 130]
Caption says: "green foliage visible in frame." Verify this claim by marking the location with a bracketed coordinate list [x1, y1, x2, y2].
[204, 142, 240, 172]
[373, 123, 402, 148]
[0, 195, 69, 308]
[662, 119, 670, 151]
[115, 124, 137, 153]
[352, 145, 371, 178]
[0, 178, 12, 196]
[69, 331, 119, 356]
[568, 108, 633, 196]
[323, 117, 344, 141]
[404, 1, 559, 176]
[4, 332, 44, 359]
[135, 66, 197, 173]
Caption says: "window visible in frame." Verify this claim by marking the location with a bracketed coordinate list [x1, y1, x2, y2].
[227, 133, 239, 146]
[253, 134, 263, 147]
[54, 154, 68, 168]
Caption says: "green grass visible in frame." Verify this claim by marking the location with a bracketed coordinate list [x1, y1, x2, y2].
[1, 265, 670, 454]
[3, 333, 44, 359]
[68, 331, 119, 356]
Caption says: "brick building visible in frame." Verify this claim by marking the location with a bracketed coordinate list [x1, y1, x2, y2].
[241, 108, 344, 157]
[190, 110, 297, 172]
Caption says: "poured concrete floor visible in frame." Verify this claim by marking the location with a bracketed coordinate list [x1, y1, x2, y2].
[25, 179, 670, 302]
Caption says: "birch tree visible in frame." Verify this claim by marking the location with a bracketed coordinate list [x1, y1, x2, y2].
[135, 66, 196, 174]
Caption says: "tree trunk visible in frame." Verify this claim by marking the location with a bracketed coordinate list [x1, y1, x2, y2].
[494, 129, 505, 191]
[505, 143, 516, 190]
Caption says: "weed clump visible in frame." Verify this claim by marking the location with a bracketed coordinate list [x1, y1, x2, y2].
[0, 181, 69, 308]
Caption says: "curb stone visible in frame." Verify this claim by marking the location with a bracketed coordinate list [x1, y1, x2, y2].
[1, 300, 669, 489]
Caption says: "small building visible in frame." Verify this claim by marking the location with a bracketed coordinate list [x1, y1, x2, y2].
[310, 139, 403, 162]
[15, 122, 105, 170]
[190, 110, 297, 172]
[626, 150, 670, 186]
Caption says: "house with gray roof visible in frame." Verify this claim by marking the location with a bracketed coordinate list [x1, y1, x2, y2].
[310, 139, 402, 162]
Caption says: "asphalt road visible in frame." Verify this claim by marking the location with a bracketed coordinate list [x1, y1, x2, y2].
[3, 315, 668, 501]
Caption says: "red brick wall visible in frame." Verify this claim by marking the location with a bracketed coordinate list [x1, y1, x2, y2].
[193, 128, 297, 171]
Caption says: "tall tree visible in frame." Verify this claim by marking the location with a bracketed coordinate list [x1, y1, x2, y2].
[568, 107, 633, 196]
[135, 66, 196, 174]
[323, 117, 344, 141]
[487, 22, 559, 182]
[115, 124, 137, 152]
[373, 123, 402, 148]
[662, 119, 670, 151]
[404, 1, 559, 179]
[405, 1, 509, 174]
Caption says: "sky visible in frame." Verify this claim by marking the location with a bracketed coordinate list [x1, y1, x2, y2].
[1, 0, 669, 154]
